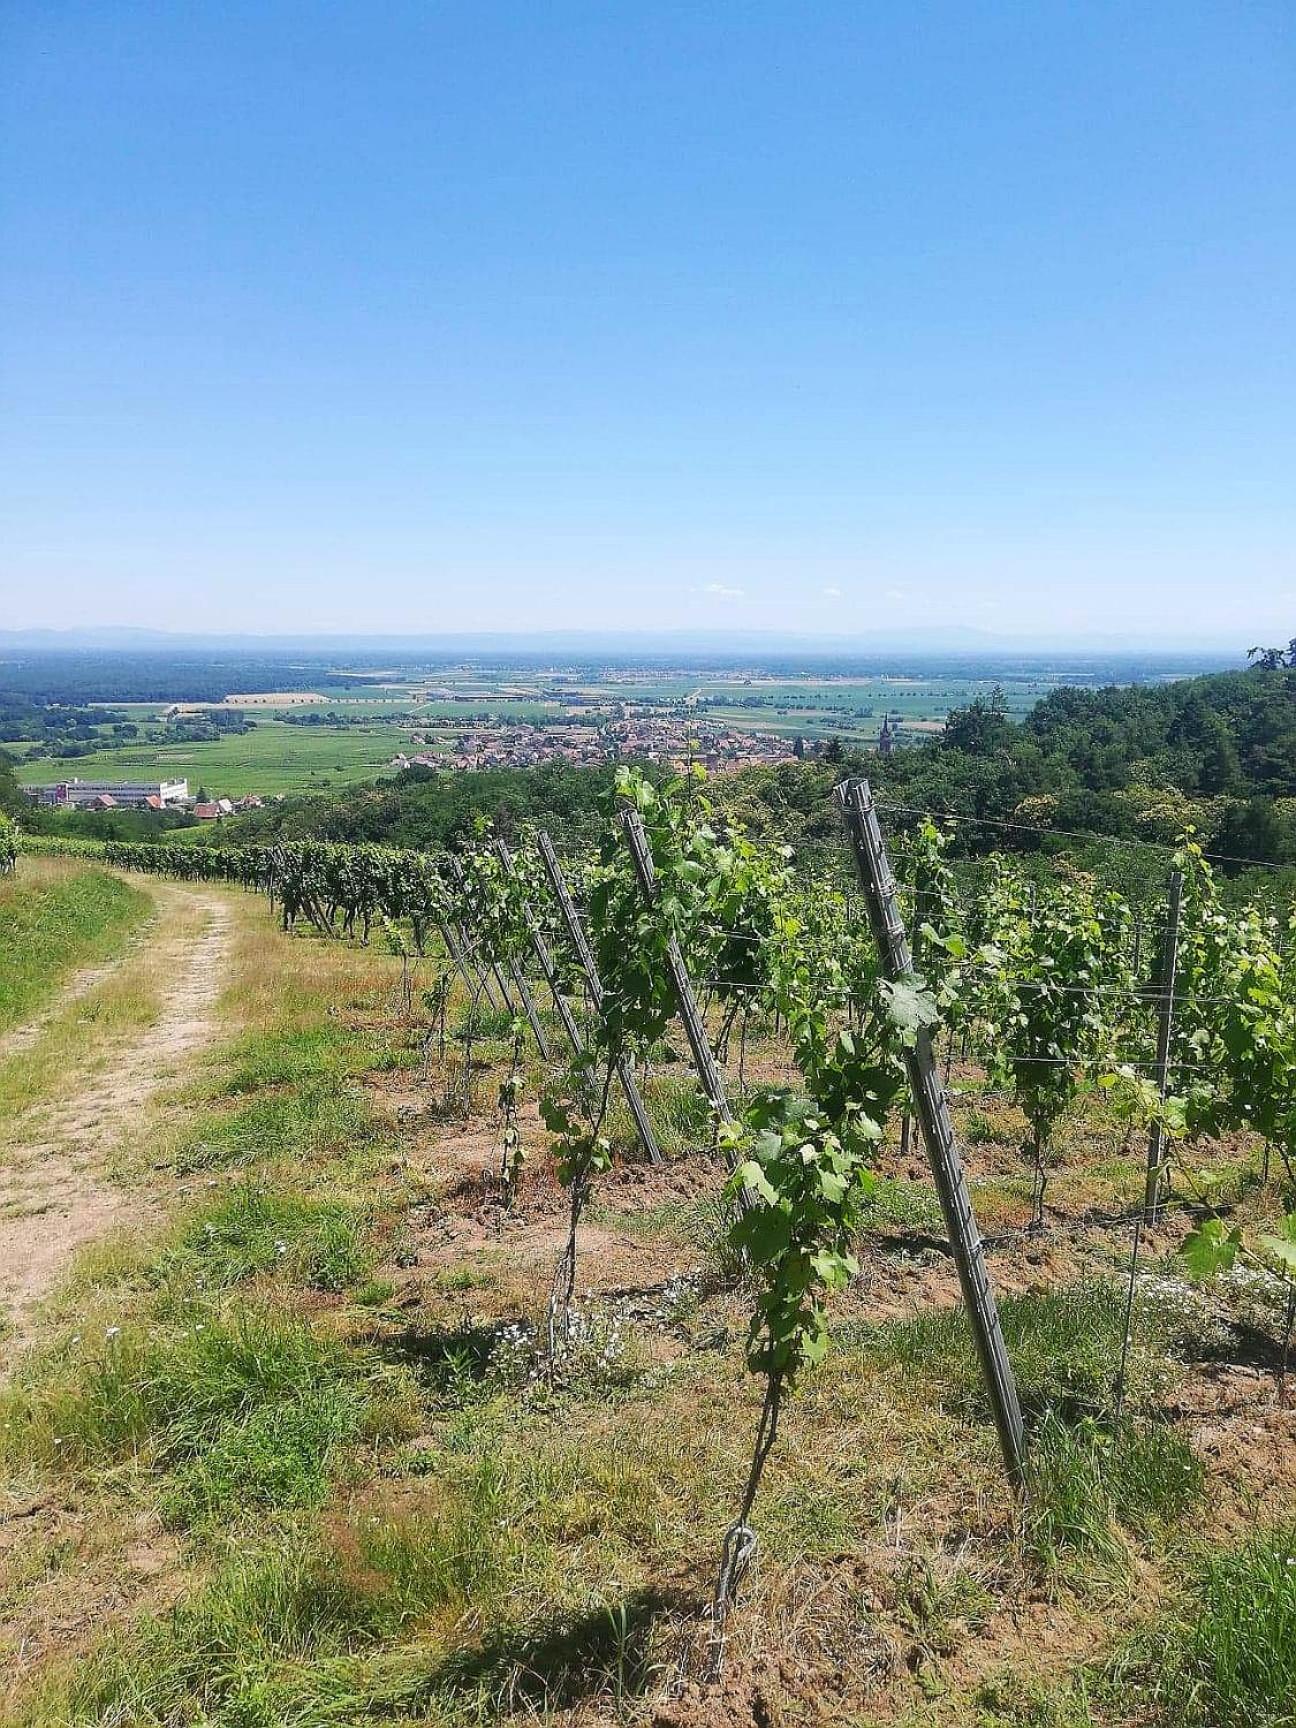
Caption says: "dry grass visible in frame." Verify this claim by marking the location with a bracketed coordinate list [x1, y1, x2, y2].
[1, 893, 1292, 1727]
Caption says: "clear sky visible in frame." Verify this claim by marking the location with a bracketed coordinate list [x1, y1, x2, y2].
[1, 2, 1292, 643]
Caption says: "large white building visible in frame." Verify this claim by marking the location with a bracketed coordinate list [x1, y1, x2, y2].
[26, 778, 190, 810]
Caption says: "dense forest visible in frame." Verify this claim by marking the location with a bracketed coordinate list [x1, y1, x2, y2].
[0, 651, 386, 705]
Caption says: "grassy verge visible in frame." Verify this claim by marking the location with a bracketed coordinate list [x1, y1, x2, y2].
[1, 893, 1288, 1727]
[0, 859, 150, 1034]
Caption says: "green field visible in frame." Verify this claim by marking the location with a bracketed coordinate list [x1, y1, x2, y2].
[16, 720, 417, 799]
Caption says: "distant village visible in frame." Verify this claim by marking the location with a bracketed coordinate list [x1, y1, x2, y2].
[23, 714, 903, 815]
[391, 712, 902, 774]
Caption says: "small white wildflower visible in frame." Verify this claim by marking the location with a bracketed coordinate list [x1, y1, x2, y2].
[105, 1326, 120, 1340]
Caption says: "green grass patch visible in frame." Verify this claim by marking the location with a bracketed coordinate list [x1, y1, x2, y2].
[20, 1404, 692, 1724]
[165, 1383, 369, 1526]
[861, 1281, 1186, 1423]
[220, 1023, 379, 1094]
[0, 1305, 403, 1528]
[863, 1176, 946, 1235]
[165, 1182, 372, 1292]
[1024, 1410, 1203, 1569]
[1111, 1525, 1296, 1726]
[0, 864, 148, 1034]
[171, 1077, 382, 1174]
[2, 1305, 351, 1469]
[605, 1071, 713, 1159]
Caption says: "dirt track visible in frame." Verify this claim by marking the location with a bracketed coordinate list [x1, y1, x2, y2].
[0, 883, 231, 1354]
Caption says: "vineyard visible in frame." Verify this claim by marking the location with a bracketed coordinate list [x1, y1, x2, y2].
[9, 768, 1296, 1724]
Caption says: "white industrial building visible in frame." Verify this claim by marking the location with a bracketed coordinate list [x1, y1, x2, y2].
[26, 778, 190, 810]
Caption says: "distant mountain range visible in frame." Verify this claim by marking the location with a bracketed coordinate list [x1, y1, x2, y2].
[0, 625, 1242, 661]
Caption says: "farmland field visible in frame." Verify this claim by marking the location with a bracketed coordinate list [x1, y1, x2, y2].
[6, 649, 1232, 801]
[15, 718, 419, 798]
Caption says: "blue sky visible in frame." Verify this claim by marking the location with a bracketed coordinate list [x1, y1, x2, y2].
[1, 2, 1292, 642]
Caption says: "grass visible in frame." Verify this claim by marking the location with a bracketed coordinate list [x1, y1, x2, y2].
[605, 1069, 713, 1158]
[4, 1305, 349, 1467]
[1120, 1525, 1296, 1727]
[1023, 1409, 1203, 1568]
[0, 859, 149, 1034]
[163, 1182, 373, 1292]
[862, 1281, 1186, 1423]
[20, 1526, 670, 1726]
[220, 1022, 388, 1093]
[3, 874, 1283, 1728]
[863, 1174, 947, 1234]
[15, 717, 412, 798]
[168, 1076, 383, 1174]
[0, 1302, 405, 1533]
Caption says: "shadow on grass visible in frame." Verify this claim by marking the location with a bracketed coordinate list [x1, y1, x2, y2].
[378, 1317, 526, 1390]
[1176, 1313, 1289, 1374]
[423, 1586, 683, 1714]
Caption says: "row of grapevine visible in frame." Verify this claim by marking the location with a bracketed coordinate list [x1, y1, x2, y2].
[19, 783, 1296, 1663]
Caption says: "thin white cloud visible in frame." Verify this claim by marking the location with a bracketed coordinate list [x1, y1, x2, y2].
[821, 585, 843, 598]
[699, 582, 744, 599]
[884, 588, 906, 602]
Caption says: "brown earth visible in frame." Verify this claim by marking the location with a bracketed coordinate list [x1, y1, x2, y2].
[0, 883, 232, 1355]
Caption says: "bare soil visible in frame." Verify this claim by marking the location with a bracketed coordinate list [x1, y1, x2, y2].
[0, 884, 232, 1353]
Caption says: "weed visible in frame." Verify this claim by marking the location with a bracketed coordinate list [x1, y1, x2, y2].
[0, 863, 148, 1035]
[453, 1000, 516, 1042]
[170, 1078, 379, 1174]
[166, 1183, 372, 1292]
[962, 1108, 1004, 1146]
[219, 1023, 372, 1094]
[165, 1385, 368, 1525]
[1111, 1524, 1296, 1727]
[864, 1176, 946, 1234]
[0, 1305, 386, 1528]
[896, 1552, 994, 1657]
[865, 1281, 1181, 1422]
[1024, 1410, 1202, 1569]
[605, 1071, 712, 1158]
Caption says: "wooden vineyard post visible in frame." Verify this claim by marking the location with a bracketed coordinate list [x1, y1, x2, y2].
[535, 830, 662, 1165]
[1143, 868, 1184, 1226]
[838, 778, 1026, 1490]
[619, 805, 734, 1137]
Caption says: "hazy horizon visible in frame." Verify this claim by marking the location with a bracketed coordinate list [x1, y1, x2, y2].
[0, 623, 1248, 663]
